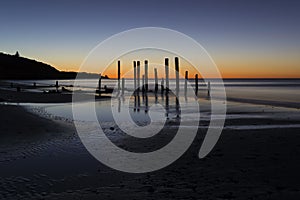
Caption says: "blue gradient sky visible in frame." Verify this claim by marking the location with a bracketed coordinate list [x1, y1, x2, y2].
[1, 0, 300, 77]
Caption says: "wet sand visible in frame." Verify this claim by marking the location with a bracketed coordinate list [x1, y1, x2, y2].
[1, 103, 300, 199]
[0, 88, 79, 103]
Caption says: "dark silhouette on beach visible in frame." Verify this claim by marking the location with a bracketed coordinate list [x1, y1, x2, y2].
[0, 52, 109, 80]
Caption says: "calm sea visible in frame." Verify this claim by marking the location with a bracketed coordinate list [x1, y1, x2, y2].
[13, 78, 300, 108]
[7, 78, 298, 127]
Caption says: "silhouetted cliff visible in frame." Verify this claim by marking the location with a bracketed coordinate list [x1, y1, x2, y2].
[0, 52, 106, 80]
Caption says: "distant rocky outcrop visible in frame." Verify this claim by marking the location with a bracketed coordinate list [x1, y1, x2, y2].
[0, 52, 107, 80]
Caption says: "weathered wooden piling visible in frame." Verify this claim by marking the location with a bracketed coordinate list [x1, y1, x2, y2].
[55, 81, 59, 92]
[144, 60, 148, 92]
[175, 57, 180, 95]
[117, 60, 121, 92]
[122, 78, 125, 96]
[137, 61, 140, 92]
[165, 58, 169, 92]
[133, 61, 137, 92]
[154, 68, 158, 93]
[195, 74, 198, 96]
[184, 71, 188, 97]
[98, 74, 102, 96]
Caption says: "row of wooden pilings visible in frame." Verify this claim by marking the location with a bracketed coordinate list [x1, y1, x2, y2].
[98, 57, 211, 97]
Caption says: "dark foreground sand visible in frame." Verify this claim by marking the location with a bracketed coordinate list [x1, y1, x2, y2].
[0, 89, 75, 103]
[1, 104, 300, 199]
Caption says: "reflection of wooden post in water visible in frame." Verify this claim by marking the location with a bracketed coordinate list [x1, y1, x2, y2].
[154, 68, 158, 103]
[207, 81, 211, 97]
[165, 92, 169, 119]
[137, 61, 140, 92]
[165, 58, 169, 92]
[98, 74, 102, 96]
[137, 94, 141, 112]
[122, 78, 125, 96]
[133, 61, 137, 93]
[134, 94, 137, 112]
[184, 71, 188, 97]
[142, 74, 145, 93]
[118, 98, 121, 113]
[145, 94, 148, 113]
[195, 74, 198, 96]
[165, 91, 169, 119]
[176, 96, 180, 118]
[118, 61, 121, 91]
[154, 68, 158, 93]
[161, 78, 164, 94]
[144, 60, 148, 92]
[175, 57, 180, 95]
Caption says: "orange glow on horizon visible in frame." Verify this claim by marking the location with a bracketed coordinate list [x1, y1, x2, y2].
[54, 59, 300, 79]
[52, 49, 300, 79]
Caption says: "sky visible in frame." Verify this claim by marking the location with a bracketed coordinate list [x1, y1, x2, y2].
[1, 0, 300, 78]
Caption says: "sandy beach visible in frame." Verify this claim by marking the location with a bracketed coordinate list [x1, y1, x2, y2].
[1, 88, 300, 199]
[2, 1, 300, 199]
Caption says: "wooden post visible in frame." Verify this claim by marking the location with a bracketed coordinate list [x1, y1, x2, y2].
[165, 58, 169, 92]
[137, 61, 140, 92]
[144, 60, 148, 92]
[195, 74, 198, 96]
[154, 68, 158, 93]
[98, 74, 102, 96]
[117, 60, 121, 92]
[184, 71, 188, 97]
[175, 57, 179, 95]
[207, 81, 211, 97]
[133, 61, 137, 92]
[55, 81, 59, 92]
[122, 78, 125, 96]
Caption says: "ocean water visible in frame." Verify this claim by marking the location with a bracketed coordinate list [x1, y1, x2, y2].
[13, 78, 300, 107]
[12, 78, 299, 132]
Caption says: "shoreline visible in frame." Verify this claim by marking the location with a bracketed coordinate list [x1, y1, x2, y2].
[1, 87, 300, 110]
[0, 104, 76, 163]
[0, 103, 300, 199]
[1, 85, 300, 199]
